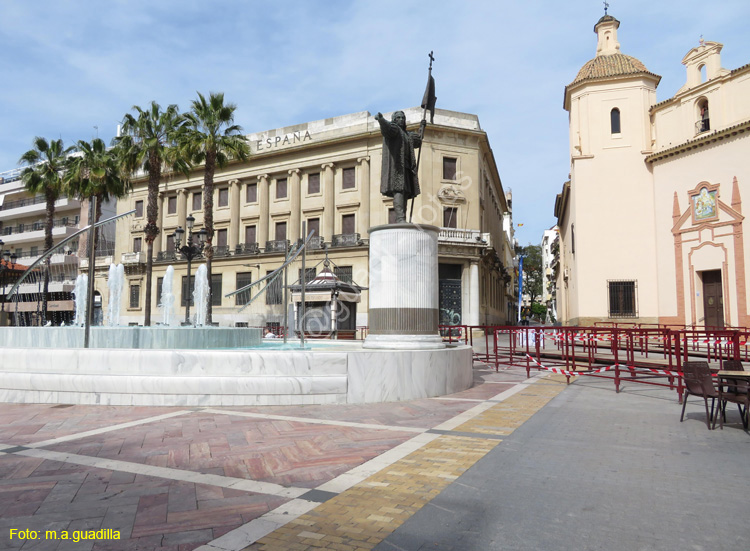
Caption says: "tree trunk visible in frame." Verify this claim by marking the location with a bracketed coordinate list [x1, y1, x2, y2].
[41, 189, 56, 325]
[203, 150, 216, 325]
[143, 155, 161, 326]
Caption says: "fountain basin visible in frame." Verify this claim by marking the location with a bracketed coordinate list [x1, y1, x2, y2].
[0, 339, 472, 406]
[0, 326, 263, 350]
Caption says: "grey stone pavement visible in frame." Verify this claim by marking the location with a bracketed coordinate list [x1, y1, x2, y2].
[376, 375, 750, 551]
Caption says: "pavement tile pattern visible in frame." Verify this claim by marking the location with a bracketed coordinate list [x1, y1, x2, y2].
[0, 365, 558, 551]
[243, 378, 567, 551]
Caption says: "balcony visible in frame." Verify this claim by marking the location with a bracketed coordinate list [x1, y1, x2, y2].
[306, 236, 326, 250]
[331, 233, 362, 248]
[264, 239, 290, 253]
[156, 251, 178, 262]
[235, 242, 260, 256]
[79, 252, 114, 269]
[0, 196, 80, 222]
[121, 251, 146, 265]
[438, 228, 491, 247]
[212, 245, 232, 257]
[695, 118, 711, 135]
[0, 219, 80, 245]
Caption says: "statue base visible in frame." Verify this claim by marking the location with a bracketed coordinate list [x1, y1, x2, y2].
[363, 223, 445, 350]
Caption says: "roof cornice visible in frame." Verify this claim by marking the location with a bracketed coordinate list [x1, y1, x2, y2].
[645, 119, 750, 163]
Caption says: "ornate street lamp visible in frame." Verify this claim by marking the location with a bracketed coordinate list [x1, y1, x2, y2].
[173, 215, 207, 325]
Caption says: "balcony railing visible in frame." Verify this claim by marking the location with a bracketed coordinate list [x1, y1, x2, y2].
[331, 233, 362, 248]
[156, 251, 178, 262]
[235, 242, 260, 255]
[438, 228, 490, 246]
[0, 218, 78, 236]
[306, 236, 325, 249]
[212, 245, 231, 257]
[695, 118, 710, 134]
[0, 195, 46, 211]
[264, 239, 290, 253]
[121, 251, 145, 264]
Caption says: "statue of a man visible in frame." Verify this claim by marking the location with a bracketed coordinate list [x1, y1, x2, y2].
[374, 111, 426, 223]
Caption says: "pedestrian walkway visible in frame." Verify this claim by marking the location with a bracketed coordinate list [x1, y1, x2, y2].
[0, 364, 561, 551]
[1, 363, 747, 551]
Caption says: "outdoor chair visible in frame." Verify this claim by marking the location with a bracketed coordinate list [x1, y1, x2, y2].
[714, 360, 749, 430]
[680, 361, 719, 429]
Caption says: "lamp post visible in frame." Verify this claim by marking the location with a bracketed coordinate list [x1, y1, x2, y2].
[173, 215, 207, 325]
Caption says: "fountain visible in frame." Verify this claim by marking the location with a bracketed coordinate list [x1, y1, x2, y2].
[72, 274, 88, 326]
[158, 265, 177, 326]
[106, 263, 125, 326]
[193, 264, 208, 326]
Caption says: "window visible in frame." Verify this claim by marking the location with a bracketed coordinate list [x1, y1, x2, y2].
[30, 246, 38, 256]
[156, 277, 163, 305]
[308, 172, 320, 194]
[129, 284, 140, 308]
[216, 229, 227, 247]
[167, 196, 177, 214]
[133, 237, 142, 253]
[608, 280, 637, 318]
[334, 266, 353, 284]
[192, 192, 202, 211]
[698, 100, 710, 133]
[342, 214, 355, 235]
[246, 183, 257, 203]
[307, 218, 320, 239]
[166, 234, 175, 252]
[388, 208, 396, 225]
[443, 157, 457, 180]
[235, 272, 253, 305]
[610, 108, 621, 134]
[266, 270, 282, 305]
[276, 178, 287, 199]
[135, 200, 144, 218]
[245, 225, 256, 244]
[342, 167, 355, 189]
[298, 268, 316, 283]
[275, 221, 287, 241]
[218, 188, 229, 207]
[211, 273, 222, 306]
[443, 207, 457, 228]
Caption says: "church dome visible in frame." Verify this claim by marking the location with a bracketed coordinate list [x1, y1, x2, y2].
[572, 53, 653, 85]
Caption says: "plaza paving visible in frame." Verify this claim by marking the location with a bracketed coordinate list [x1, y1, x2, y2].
[0, 361, 747, 551]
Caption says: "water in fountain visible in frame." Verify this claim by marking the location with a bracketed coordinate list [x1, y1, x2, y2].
[159, 265, 177, 326]
[193, 264, 209, 326]
[106, 263, 125, 326]
[72, 274, 88, 326]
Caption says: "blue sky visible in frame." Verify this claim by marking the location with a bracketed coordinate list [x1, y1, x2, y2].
[1, 0, 749, 245]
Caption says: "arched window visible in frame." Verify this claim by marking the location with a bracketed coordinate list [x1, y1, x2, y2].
[699, 64, 707, 83]
[610, 108, 621, 134]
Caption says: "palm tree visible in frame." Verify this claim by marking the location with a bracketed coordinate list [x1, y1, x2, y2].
[19, 137, 73, 324]
[116, 102, 188, 326]
[66, 138, 131, 267]
[179, 92, 249, 324]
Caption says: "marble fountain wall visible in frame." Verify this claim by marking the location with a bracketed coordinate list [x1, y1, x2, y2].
[0, 329, 473, 406]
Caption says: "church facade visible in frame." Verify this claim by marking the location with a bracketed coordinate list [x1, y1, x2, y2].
[555, 14, 750, 328]
[110, 108, 516, 329]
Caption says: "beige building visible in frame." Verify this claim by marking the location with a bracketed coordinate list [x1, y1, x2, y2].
[555, 13, 750, 328]
[110, 107, 515, 329]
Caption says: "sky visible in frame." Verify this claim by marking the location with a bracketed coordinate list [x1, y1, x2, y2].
[1, 0, 749, 246]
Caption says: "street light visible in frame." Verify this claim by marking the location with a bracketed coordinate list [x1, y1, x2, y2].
[173, 215, 207, 325]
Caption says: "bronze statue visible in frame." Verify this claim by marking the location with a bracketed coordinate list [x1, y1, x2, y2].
[374, 111, 426, 223]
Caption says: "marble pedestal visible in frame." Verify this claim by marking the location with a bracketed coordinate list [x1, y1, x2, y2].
[363, 223, 445, 350]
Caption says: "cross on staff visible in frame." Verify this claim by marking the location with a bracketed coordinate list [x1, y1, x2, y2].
[604, 1, 609, 15]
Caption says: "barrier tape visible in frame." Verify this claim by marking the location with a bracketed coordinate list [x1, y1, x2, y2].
[525, 354, 616, 377]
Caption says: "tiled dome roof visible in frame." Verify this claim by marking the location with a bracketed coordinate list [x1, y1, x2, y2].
[572, 53, 652, 85]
